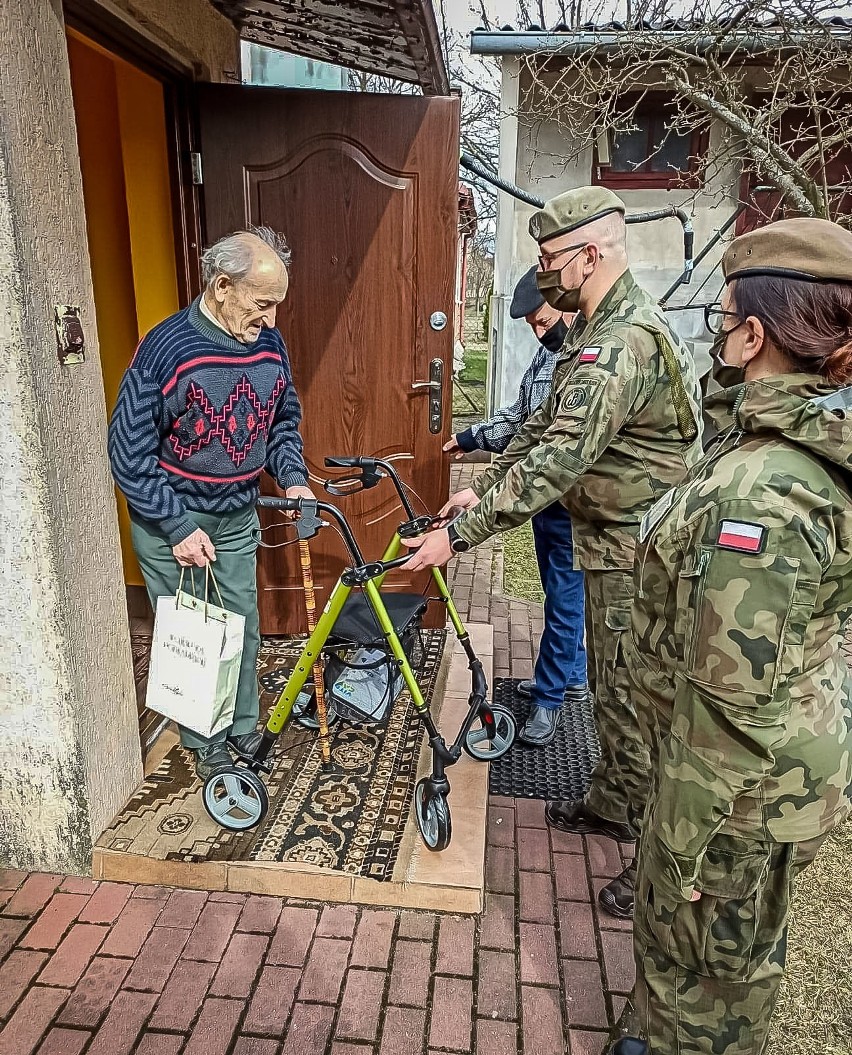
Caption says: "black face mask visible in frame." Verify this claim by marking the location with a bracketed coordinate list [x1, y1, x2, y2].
[711, 329, 746, 388]
[540, 318, 569, 352]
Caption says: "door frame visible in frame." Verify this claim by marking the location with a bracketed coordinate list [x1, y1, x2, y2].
[63, 0, 203, 306]
[63, 1, 204, 752]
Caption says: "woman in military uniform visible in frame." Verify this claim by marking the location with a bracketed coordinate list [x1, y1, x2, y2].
[624, 217, 852, 1055]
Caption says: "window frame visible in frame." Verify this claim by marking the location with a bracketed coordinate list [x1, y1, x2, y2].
[593, 93, 707, 190]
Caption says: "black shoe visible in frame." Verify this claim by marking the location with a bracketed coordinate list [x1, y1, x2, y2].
[193, 743, 233, 781]
[564, 684, 589, 706]
[609, 1039, 648, 1055]
[228, 731, 263, 759]
[545, 800, 636, 843]
[518, 680, 588, 702]
[519, 706, 562, 746]
[599, 859, 637, 919]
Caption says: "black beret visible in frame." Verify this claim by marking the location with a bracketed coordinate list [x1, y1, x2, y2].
[509, 265, 545, 319]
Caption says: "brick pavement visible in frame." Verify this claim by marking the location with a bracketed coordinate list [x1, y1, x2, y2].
[0, 465, 627, 1055]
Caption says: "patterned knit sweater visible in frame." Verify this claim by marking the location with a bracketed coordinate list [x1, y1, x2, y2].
[108, 298, 307, 545]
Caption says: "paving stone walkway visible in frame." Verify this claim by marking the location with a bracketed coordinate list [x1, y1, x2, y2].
[0, 465, 630, 1055]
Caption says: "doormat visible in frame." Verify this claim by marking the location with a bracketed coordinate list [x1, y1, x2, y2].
[488, 678, 601, 801]
[99, 630, 447, 882]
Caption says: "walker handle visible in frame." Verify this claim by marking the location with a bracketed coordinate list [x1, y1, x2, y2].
[325, 456, 366, 469]
[257, 496, 302, 512]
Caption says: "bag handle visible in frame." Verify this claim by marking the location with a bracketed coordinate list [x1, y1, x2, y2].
[176, 564, 226, 622]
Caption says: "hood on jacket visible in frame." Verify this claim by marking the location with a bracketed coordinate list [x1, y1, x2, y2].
[704, 373, 852, 475]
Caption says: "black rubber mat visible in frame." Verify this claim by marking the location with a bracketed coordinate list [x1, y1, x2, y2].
[489, 678, 601, 801]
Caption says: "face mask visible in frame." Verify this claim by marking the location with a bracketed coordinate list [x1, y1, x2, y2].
[540, 318, 569, 352]
[536, 246, 590, 313]
[711, 330, 745, 388]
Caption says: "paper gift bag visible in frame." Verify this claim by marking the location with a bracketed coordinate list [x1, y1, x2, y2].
[145, 568, 245, 739]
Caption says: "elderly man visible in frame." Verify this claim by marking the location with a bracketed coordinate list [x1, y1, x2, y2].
[403, 188, 703, 917]
[444, 267, 587, 747]
[109, 226, 311, 780]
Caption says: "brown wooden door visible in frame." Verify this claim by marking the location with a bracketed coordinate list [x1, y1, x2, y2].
[196, 85, 460, 634]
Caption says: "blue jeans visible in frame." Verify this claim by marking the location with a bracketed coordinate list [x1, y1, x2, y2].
[530, 501, 587, 710]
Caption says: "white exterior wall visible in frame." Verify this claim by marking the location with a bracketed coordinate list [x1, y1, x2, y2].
[492, 61, 742, 410]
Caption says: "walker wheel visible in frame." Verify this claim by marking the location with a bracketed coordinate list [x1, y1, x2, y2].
[414, 777, 452, 851]
[202, 768, 269, 831]
[293, 690, 340, 731]
[463, 704, 517, 762]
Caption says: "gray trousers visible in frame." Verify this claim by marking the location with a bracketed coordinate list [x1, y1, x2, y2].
[131, 505, 261, 750]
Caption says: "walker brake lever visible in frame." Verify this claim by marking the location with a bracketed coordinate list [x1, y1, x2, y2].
[295, 499, 323, 541]
[398, 515, 433, 538]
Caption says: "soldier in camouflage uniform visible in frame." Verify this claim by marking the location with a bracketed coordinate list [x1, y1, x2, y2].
[624, 218, 852, 1055]
[402, 187, 703, 917]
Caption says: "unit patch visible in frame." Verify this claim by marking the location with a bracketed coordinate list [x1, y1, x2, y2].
[563, 386, 588, 411]
[717, 520, 766, 553]
[579, 346, 602, 364]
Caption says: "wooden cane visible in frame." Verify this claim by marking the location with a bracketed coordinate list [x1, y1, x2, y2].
[298, 538, 332, 767]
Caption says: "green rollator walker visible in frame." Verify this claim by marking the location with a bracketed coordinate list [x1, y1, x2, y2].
[201, 457, 517, 851]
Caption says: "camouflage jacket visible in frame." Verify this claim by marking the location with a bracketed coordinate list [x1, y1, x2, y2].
[455, 271, 704, 569]
[629, 374, 852, 903]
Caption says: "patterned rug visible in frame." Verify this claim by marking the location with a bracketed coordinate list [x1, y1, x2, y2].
[101, 630, 447, 881]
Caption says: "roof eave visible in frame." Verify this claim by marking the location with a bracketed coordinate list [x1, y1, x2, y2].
[469, 28, 852, 59]
[213, 1, 449, 94]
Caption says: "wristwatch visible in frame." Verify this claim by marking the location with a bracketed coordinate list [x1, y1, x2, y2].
[447, 521, 471, 553]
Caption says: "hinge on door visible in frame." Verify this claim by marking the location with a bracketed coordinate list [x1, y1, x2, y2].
[190, 152, 203, 186]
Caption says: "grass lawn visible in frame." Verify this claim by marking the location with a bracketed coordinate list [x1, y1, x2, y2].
[769, 818, 852, 1054]
[501, 521, 544, 604]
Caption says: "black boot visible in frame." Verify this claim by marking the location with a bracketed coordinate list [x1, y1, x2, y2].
[228, 731, 264, 759]
[598, 859, 637, 919]
[545, 800, 636, 843]
[518, 706, 562, 746]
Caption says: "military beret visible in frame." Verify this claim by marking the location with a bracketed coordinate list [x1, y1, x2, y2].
[529, 187, 626, 245]
[509, 266, 545, 319]
[723, 217, 852, 284]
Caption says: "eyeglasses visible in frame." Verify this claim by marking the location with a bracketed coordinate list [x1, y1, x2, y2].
[704, 303, 744, 336]
[538, 242, 588, 272]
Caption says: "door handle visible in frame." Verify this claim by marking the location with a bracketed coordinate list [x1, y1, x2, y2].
[411, 358, 443, 433]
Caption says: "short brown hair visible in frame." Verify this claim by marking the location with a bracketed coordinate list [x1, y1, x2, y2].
[732, 275, 852, 385]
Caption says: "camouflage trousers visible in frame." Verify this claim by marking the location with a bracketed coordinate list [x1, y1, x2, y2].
[583, 568, 651, 834]
[634, 831, 826, 1055]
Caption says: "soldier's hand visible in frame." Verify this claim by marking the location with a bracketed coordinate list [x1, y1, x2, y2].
[442, 436, 466, 461]
[400, 528, 452, 571]
[173, 528, 216, 568]
[690, 890, 702, 902]
[437, 488, 479, 523]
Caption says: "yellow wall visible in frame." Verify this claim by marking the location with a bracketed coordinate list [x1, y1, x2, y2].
[67, 31, 180, 585]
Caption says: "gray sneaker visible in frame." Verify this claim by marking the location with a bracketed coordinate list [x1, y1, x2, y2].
[518, 705, 562, 746]
[193, 743, 233, 781]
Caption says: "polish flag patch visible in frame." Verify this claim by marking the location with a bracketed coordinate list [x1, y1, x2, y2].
[579, 346, 602, 363]
[717, 520, 766, 553]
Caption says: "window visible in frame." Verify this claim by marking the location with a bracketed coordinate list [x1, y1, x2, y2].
[594, 95, 704, 189]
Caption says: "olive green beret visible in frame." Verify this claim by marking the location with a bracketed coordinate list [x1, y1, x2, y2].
[723, 217, 852, 284]
[529, 187, 626, 244]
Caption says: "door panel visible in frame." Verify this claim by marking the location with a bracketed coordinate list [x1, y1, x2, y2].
[197, 85, 460, 633]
